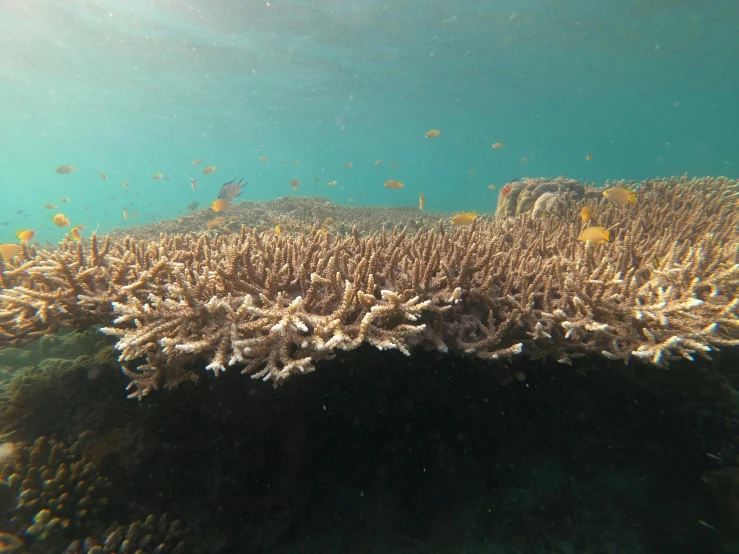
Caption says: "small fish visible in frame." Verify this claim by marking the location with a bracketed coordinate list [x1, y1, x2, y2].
[602, 187, 636, 206]
[488, 184, 497, 190]
[122, 181, 129, 188]
[188, 201, 199, 211]
[500, 184, 513, 195]
[323, 217, 335, 226]
[348, 198, 355, 203]
[384, 179, 404, 189]
[294, 160, 300, 166]
[122, 210, 127, 220]
[425, 129, 440, 138]
[190, 178, 197, 192]
[202, 165, 217, 175]
[16, 229, 35, 241]
[521, 157, 527, 164]
[152, 173, 164, 180]
[0, 243, 22, 261]
[419, 193, 425, 211]
[60, 196, 71, 203]
[69, 226, 84, 241]
[651, 255, 666, 269]
[218, 177, 247, 202]
[389, 162, 399, 168]
[467, 170, 476, 176]
[585, 153, 593, 161]
[99, 172, 107, 180]
[44, 203, 57, 209]
[492, 142, 504, 149]
[312, 177, 319, 182]
[698, 520, 717, 532]
[55, 165, 76, 174]
[451, 212, 477, 226]
[259, 156, 268, 162]
[192, 159, 203, 165]
[274, 224, 282, 236]
[375, 159, 382, 166]
[52, 213, 70, 227]
[579, 226, 610, 245]
[290, 179, 301, 187]
[212, 199, 229, 212]
[580, 206, 595, 223]
[345, 162, 353, 168]
[326, 180, 338, 187]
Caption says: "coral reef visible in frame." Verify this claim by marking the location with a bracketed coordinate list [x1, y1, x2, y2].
[494, 176, 585, 218]
[0, 176, 737, 398]
[110, 195, 456, 240]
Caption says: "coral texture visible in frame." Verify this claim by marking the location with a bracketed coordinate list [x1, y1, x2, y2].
[1, 176, 738, 398]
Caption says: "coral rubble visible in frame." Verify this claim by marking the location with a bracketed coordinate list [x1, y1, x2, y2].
[0, 176, 737, 398]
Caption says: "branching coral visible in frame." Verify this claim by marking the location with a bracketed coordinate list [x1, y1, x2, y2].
[1, 176, 738, 398]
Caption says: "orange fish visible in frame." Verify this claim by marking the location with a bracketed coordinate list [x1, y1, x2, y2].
[44, 203, 57, 209]
[0, 243, 22, 261]
[425, 129, 440, 138]
[212, 199, 229, 212]
[52, 213, 70, 227]
[274, 225, 282, 236]
[374, 159, 382, 166]
[99, 172, 107, 180]
[384, 180, 404, 189]
[192, 159, 203, 165]
[290, 179, 301, 187]
[259, 156, 268, 162]
[492, 142, 504, 149]
[585, 153, 593, 161]
[500, 184, 512, 195]
[54, 165, 76, 174]
[69, 226, 84, 241]
[202, 165, 217, 174]
[153, 173, 164, 180]
[345, 162, 353, 168]
[451, 212, 477, 225]
[419, 193, 425, 211]
[16, 229, 35, 241]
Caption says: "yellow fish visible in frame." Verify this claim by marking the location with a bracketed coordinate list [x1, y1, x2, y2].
[0, 243, 22, 261]
[202, 165, 217, 174]
[16, 229, 35, 241]
[152, 173, 164, 180]
[374, 159, 382, 166]
[419, 193, 425, 211]
[274, 225, 282, 236]
[451, 212, 477, 225]
[52, 213, 70, 227]
[384, 180, 404, 189]
[192, 159, 203, 165]
[488, 184, 496, 190]
[259, 156, 268, 162]
[425, 129, 440, 138]
[212, 199, 229, 212]
[492, 142, 504, 149]
[602, 187, 636, 206]
[580, 206, 595, 223]
[54, 165, 76, 174]
[69, 226, 84, 241]
[579, 226, 610, 245]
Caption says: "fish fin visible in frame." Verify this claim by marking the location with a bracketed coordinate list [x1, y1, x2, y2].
[604, 230, 611, 242]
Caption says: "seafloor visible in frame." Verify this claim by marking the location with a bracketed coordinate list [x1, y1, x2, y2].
[1, 191, 739, 554]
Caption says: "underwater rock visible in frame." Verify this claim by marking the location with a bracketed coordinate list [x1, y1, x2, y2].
[495, 176, 584, 219]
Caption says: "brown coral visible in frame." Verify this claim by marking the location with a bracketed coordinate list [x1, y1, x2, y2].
[1, 176, 738, 398]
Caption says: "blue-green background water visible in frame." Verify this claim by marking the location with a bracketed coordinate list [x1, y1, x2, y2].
[1, 0, 737, 243]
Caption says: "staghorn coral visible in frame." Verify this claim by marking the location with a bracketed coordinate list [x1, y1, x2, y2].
[0, 176, 738, 398]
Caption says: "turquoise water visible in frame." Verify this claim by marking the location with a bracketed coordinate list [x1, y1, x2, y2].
[1, 0, 737, 243]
